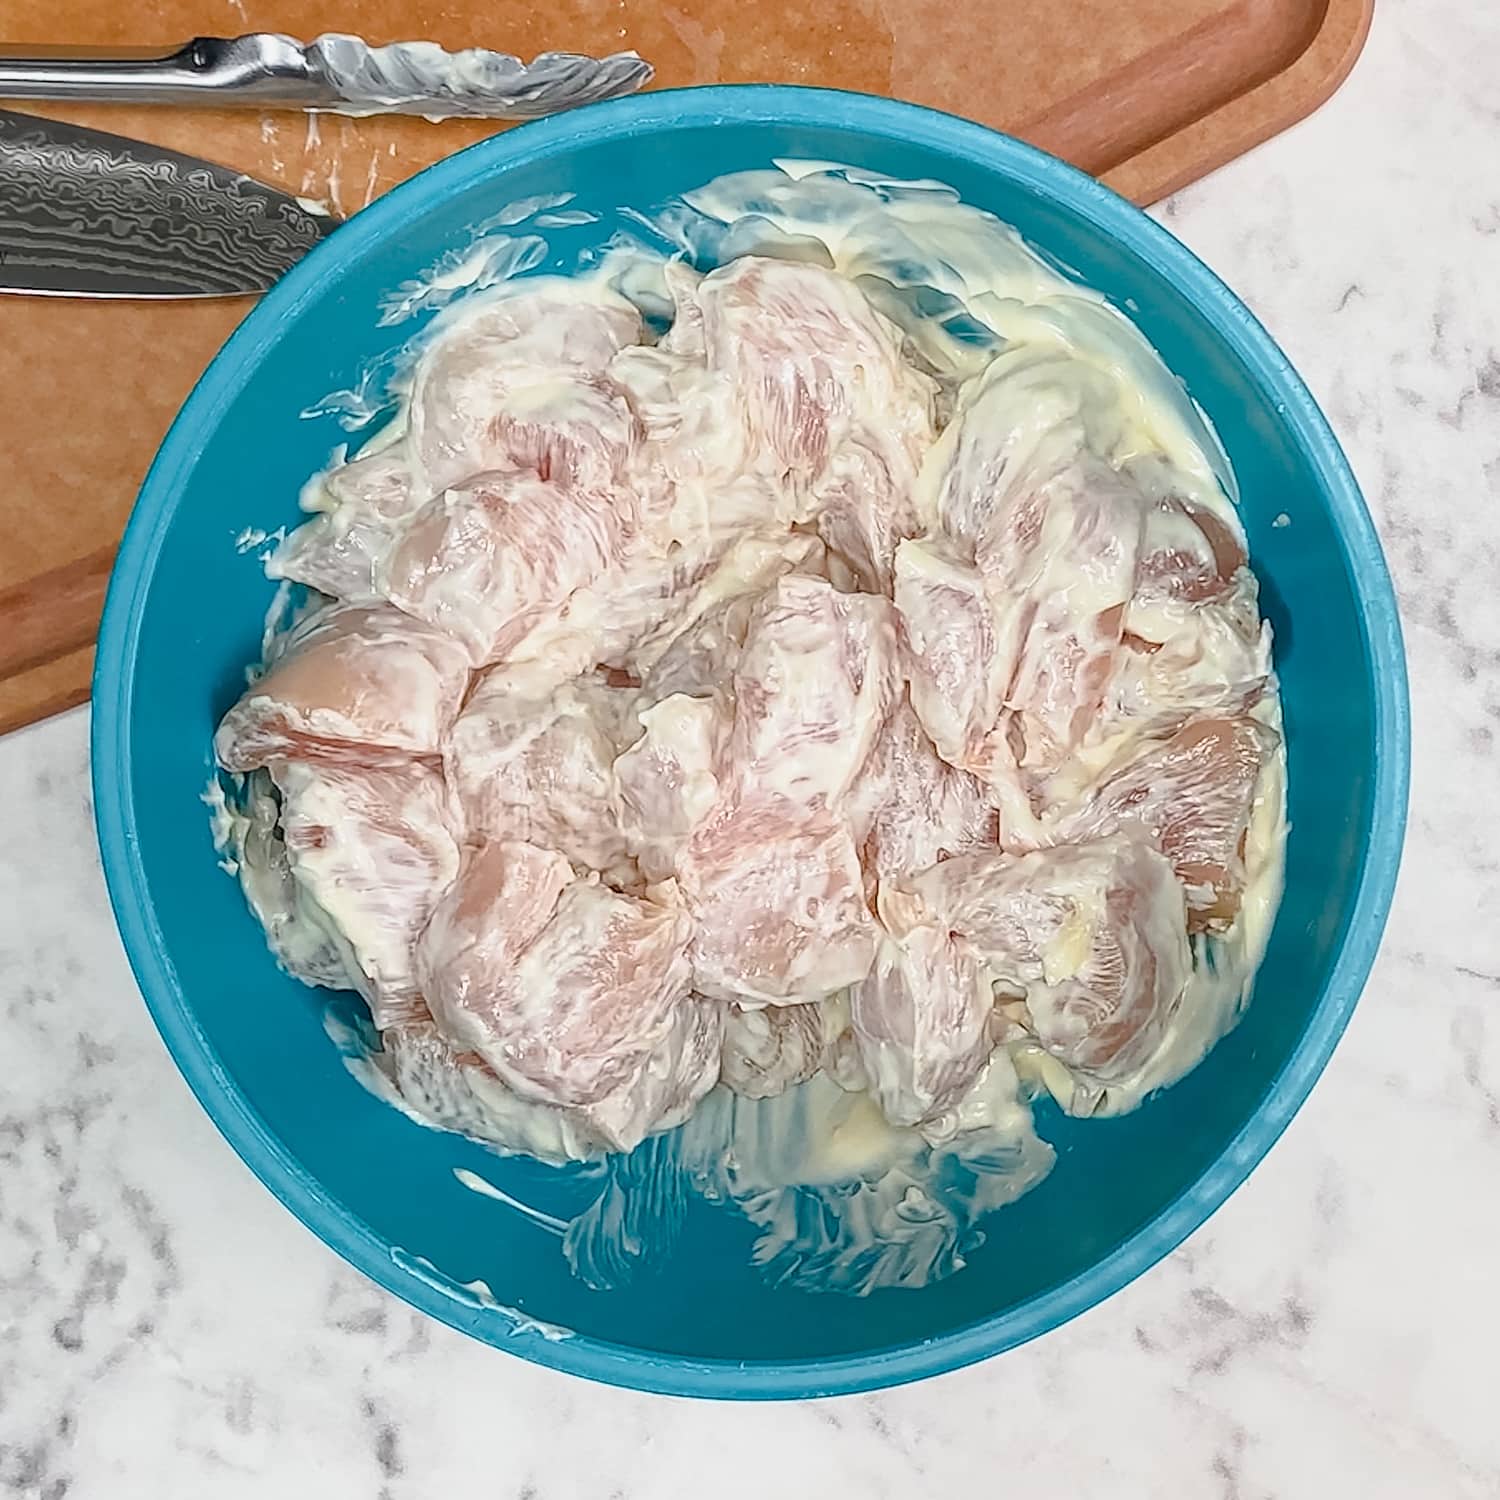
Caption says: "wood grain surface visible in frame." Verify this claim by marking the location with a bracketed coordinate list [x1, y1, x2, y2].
[0, 0, 1372, 735]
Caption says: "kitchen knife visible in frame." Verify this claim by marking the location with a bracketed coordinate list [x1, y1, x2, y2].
[0, 108, 337, 298]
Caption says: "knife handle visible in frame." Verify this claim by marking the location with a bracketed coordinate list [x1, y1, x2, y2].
[0, 34, 336, 107]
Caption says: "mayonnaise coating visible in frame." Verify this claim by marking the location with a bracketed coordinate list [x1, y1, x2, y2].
[211, 161, 1288, 1294]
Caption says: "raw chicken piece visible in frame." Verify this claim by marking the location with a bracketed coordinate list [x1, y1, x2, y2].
[721, 999, 835, 1100]
[729, 575, 898, 814]
[440, 509, 778, 731]
[502, 528, 822, 714]
[990, 455, 1144, 772]
[611, 694, 725, 884]
[814, 435, 926, 594]
[423, 525, 719, 717]
[376, 1021, 606, 1163]
[446, 670, 638, 879]
[381, 281, 653, 663]
[379, 470, 641, 664]
[1037, 578, 1269, 820]
[901, 345, 1149, 791]
[1104, 568, 1271, 735]
[638, 593, 753, 701]
[897, 454, 1145, 801]
[609, 335, 771, 550]
[268, 448, 421, 601]
[381, 997, 721, 1160]
[630, 531, 827, 695]
[1056, 715, 1277, 930]
[893, 538, 1010, 781]
[851, 915, 996, 1127]
[916, 347, 1122, 553]
[214, 605, 471, 772]
[694, 256, 935, 499]
[408, 281, 642, 493]
[418, 841, 694, 1108]
[624, 579, 915, 1006]
[680, 801, 878, 1006]
[645, 253, 935, 594]
[608, 267, 807, 571]
[849, 699, 999, 892]
[272, 759, 459, 1028]
[1132, 492, 1246, 609]
[1068, 485, 1270, 741]
[900, 835, 1192, 1083]
[582, 994, 725, 1151]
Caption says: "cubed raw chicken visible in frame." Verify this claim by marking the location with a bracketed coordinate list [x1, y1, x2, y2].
[1056, 715, 1277, 930]
[221, 226, 1284, 1174]
[851, 916, 996, 1127]
[1060, 486, 1271, 741]
[617, 576, 903, 1003]
[902, 346, 1150, 793]
[608, 337, 769, 549]
[214, 605, 471, 772]
[814, 435, 926, 594]
[611, 694, 725, 884]
[849, 698, 999, 893]
[446, 670, 639, 880]
[634, 533, 826, 700]
[582, 994, 725, 1151]
[379, 470, 641, 665]
[721, 999, 836, 1100]
[381, 997, 721, 1160]
[1104, 569, 1271, 737]
[729, 575, 898, 814]
[680, 801, 878, 1006]
[378, 283, 653, 664]
[1132, 492, 1247, 610]
[376, 1021, 606, 1163]
[917, 347, 1119, 554]
[231, 770, 358, 992]
[408, 281, 642, 493]
[898, 834, 1192, 1083]
[418, 841, 694, 1108]
[892, 538, 1011, 781]
[694, 256, 935, 499]
[899, 462, 1144, 784]
[990, 455, 1144, 772]
[268, 448, 421, 602]
[272, 759, 459, 1029]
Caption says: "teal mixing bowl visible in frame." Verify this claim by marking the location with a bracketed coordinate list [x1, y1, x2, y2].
[92, 86, 1408, 1398]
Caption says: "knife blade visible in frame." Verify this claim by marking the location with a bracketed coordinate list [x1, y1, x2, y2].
[0, 108, 338, 297]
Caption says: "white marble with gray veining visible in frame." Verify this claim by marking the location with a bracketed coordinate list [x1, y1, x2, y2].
[3, 1, 1498, 1493]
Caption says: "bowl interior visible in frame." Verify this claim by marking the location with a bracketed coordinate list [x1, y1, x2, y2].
[94, 89, 1405, 1397]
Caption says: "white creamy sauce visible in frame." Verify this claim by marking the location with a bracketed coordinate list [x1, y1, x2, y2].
[216, 161, 1288, 1298]
[233, 525, 284, 554]
[388, 1248, 573, 1340]
[451, 1168, 570, 1235]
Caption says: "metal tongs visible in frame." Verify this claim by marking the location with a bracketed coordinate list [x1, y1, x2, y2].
[0, 33, 654, 119]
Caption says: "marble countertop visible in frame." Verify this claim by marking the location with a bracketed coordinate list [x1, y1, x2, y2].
[4, 2, 1498, 1493]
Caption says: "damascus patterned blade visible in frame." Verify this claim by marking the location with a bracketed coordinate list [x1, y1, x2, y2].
[0, 108, 337, 298]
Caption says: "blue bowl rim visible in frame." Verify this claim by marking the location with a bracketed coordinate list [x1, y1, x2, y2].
[91, 82, 1410, 1400]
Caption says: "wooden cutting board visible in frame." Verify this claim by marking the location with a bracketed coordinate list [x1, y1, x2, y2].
[0, 0, 1372, 735]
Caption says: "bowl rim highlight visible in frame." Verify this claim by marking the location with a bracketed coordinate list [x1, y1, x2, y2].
[91, 83, 1410, 1400]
